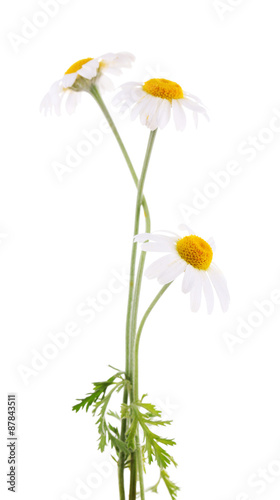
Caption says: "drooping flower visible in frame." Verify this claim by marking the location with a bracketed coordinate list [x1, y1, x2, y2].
[113, 78, 208, 131]
[40, 52, 135, 116]
[134, 228, 229, 313]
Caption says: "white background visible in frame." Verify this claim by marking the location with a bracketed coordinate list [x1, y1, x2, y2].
[1, 0, 280, 499]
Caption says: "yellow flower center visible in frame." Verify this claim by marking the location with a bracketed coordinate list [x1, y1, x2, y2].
[176, 235, 213, 271]
[142, 78, 184, 101]
[64, 58, 93, 75]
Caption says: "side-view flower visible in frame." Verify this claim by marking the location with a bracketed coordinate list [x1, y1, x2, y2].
[40, 52, 135, 116]
[41, 51, 229, 500]
[113, 78, 209, 130]
[135, 229, 230, 313]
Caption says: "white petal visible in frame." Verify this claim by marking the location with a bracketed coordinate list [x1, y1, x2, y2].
[49, 79, 62, 96]
[207, 237, 216, 252]
[112, 90, 128, 107]
[98, 52, 115, 63]
[100, 52, 135, 70]
[65, 91, 80, 115]
[139, 95, 159, 128]
[207, 264, 230, 312]
[202, 272, 214, 314]
[156, 99, 171, 129]
[118, 102, 131, 115]
[52, 94, 63, 115]
[119, 81, 142, 90]
[181, 99, 205, 113]
[184, 91, 204, 104]
[182, 265, 196, 293]
[78, 59, 99, 79]
[145, 254, 178, 279]
[153, 229, 181, 238]
[130, 96, 149, 121]
[113, 85, 144, 108]
[178, 95, 209, 126]
[134, 233, 177, 244]
[172, 100, 186, 131]
[114, 52, 135, 67]
[40, 94, 52, 116]
[97, 74, 114, 91]
[40, 80, 62, 116]
[130, 87, 145, 102]
[146, 98, 162, 130]
[158, 258, 186, 285]
[40, 94, 49, 115]
[62, 73, 77, 88]
[180, 97, 207, 113]
[141, 241, 177, 253]
[190, 270, 203, 312]
[102, 66, 122, 76]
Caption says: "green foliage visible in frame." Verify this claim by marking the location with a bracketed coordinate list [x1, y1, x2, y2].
[72, 369, 129, 458]
[161, 469, 180, 500]
[107, 410, 121, 420]
[126, 409, 138, 450]
[72, 369, 125, 413]
[125, 397, 177, 471]
[128, 396, 180, 500]
[139, 469, 179, 500]
[74, 382, 180, 500]
[143, 475, 161, 494]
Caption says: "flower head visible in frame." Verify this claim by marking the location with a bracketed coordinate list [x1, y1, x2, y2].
[113, 78, 208, 131]
[134, 228, 229, 313]
[40, 52, 135, 116]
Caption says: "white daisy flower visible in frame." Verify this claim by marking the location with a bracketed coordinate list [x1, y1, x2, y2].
[40, 52, 135, 116]
[113, 78, 209, 131]
[134, 228, 229, 313]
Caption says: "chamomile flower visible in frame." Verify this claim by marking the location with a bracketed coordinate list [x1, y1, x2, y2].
[113, 78, 209, 131]
[134, 229, 229, 313]
[40, 52, 135, 116]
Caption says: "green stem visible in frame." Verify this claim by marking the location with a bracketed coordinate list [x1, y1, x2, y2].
[88, 85, 152, 500]
[89, 83, 151, 397]
[129, 452, 137, 500]
[118, 462, 126, 500]
[128, 130, 157, 500]
[129, 129, 157, 382]
[133, 283, 172, 500]
[135, 434, 145, 500]
[133, 283, 172, 402]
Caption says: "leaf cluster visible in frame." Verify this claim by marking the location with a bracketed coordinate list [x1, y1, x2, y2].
[74, 383, 180, 500]
[72, 368, 129, 457]
[126, 397, 177, 469]
[143, 469, 179, 500]
[125, 396, 180, 499]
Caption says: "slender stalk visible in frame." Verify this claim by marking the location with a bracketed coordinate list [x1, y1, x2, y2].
[127, 130, 157, 500]
[129, 129, 157, 382]
[89, 83, 151, 401]
[133, 283, 172, 402]
[132, 283, 172, 500]
[131, 284, 172, 500]
[129, 452, 137, 500]
[135, 434, 145, 500]
[129, 129, 158, 394]
[118, 462, 126, 500]
[88, 83, 151, 374]
[88, 85, 152, 500]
